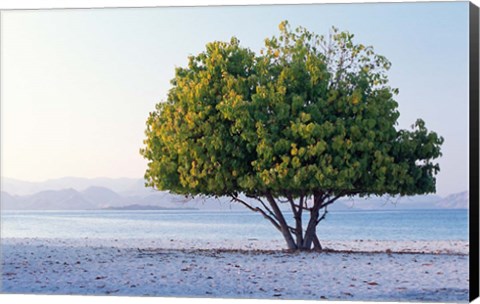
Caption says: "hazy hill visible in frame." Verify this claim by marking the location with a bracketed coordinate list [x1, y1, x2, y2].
[15, 189, 96, 210]
[1, 191, 19, 209]
[0, 186, 241, 211]
[336, 194, 442, 210]
[81, 186, 125, 208]
[434, 191, 469, 209]
[328, 201, 355, 211]
[0, 177, 469, 211]
[1, 177, 143, 196]
[119, 179, 158, 197]
[2, 178, 40, 196]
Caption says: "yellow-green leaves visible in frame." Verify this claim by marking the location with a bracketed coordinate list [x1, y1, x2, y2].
[141, 20, 443, 199]
[351, 89, 362, 105]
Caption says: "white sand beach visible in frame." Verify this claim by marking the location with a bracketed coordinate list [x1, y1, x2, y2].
[0, 237, 469, 302]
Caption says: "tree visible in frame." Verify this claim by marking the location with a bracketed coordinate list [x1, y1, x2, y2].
[140, 21, 443, 251]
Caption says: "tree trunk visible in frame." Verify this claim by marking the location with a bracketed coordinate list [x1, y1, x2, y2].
[265, 193, 297, 250]
[258, 193, 335, 251]
[313, 233, 322, 251]
[293, 197, 303, 247]
[302, 207, 319, 250]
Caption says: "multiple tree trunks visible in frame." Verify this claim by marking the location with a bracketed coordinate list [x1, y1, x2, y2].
[231, 192, 340, 251]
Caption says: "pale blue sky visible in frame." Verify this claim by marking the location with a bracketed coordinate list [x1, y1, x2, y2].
[1, 2, 470, 196]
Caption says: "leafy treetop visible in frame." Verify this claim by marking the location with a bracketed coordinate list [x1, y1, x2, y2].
[141, 21, 443, 202]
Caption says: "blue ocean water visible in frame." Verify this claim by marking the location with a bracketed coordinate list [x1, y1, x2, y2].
[0, 209, 468, 241]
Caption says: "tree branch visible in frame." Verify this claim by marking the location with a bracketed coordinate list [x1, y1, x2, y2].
[319, 192, 344, 209]
[277, 197, 290, 204]
[316, 207, 328, 225]
[298, 196, 304, 214]
[253, 196, 278, 222]
[303, 195, 310, 210]
[230, 195, 281, 231]
[286, 194, 298, 216]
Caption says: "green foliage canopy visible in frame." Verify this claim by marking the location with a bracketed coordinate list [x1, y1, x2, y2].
[141, 21, 443, 201]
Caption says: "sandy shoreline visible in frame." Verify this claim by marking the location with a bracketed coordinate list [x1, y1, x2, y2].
[1, 238, 469, 302]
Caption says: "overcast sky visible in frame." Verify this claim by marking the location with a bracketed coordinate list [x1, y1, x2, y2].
[1, 2, 469, 196]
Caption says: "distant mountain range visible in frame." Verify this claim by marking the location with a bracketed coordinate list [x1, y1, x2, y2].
[0, 177, 469, 211]
[1, 177, 153, 196]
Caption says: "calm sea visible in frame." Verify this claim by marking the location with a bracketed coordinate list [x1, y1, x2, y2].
[0, 209, 468, 241]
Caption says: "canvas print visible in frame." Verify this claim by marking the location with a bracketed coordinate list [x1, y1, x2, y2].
[0, 1, 477, 302]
